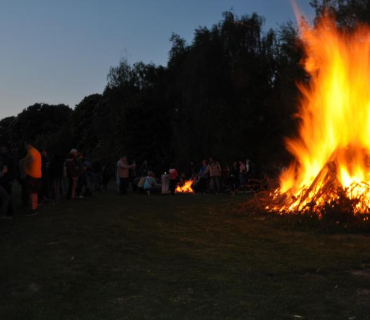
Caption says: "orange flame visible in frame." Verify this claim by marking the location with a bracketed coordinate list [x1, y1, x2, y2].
[175, 180, 194, 194]
[274, 15, 370, 214]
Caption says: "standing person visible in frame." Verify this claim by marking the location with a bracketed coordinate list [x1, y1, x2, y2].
[188, 161, 196, 179]
[0, 145, 15, 216]
[239, 160, 247, 187]
[101, 156, 111, 191]
[24, 142, 42, 215]
[168, 163, 178, 195]
[39, 148, 50, 203]
[230, 161, 240, 190]
[49, 153, 64, 205]
[0, 166, 10, 219]
[92, 155, 103, 191]
[196, 159, 209, 193]
[82, 157, 94, 196]
[117, 156, 135, 195]
[246, 159, 255, 179]
[18, 156, 28, 206]
[76, 152, 86, 198]
[245, 159, 250, 175]
[205, 156, 222, 194]
[130, 159, 137, 192]
[65, 151, 78, 200]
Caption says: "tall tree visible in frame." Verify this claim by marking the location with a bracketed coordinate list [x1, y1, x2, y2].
[10, 103, 73, 154]
[0, 117, 16, 146]
[105, 59, 171, 165]
[310, 0, 370, 27]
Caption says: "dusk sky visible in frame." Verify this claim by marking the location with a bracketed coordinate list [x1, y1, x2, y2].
[0, 0, 314, 120]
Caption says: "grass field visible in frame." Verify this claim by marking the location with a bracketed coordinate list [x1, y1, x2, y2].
[1, 185, 370, 320]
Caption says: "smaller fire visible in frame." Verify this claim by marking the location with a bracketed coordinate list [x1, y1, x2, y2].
[175, 180, 195, 194]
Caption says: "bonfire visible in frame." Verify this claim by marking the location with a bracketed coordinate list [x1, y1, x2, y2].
[175, 180, 194, 194]
[267, 14, 370, 216]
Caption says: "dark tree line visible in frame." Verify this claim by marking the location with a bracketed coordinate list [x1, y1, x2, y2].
[0, 2, 364, 174]
[310, 0, 370, 28]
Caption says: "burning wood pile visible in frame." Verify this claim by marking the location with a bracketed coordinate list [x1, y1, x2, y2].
[175, 180, 195, 194]
[263, 15, 370, 217]
[268, 148, 370, 216]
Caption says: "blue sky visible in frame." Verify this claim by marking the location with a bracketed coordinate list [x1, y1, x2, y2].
[0, 0, 314, 120]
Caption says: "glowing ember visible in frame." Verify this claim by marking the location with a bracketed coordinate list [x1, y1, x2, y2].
[175, 180, 194, 194]
[271, 14, 370, 214]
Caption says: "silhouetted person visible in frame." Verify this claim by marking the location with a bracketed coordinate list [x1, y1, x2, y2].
[76, 152, 86, 197]
[196, 159, 209, 193]
[93, 155, 104, 191]
[24, 142, 42, 215]
[188, 161, 196, 178]
[0, 144, 14, 216]
[205, 156, 222, 194]
[18, 156, 28, 206]
[49, 153, 64, 205]
[66, 150, 78, 200]
[239, 160, 246, 187]
[117, 156, 135, 195]
[230, 161, 240, 190]
[39, 148, 50, 203]
[169, 163, 178, 195]
[0, 166, 10, 219]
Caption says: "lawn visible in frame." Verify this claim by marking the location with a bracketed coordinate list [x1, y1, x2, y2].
[1, 186, 370, 320]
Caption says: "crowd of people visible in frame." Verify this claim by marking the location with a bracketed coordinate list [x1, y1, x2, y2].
[0, 143, 113, 219]
[0, 142, 262, 220]
[118, 156, 259, 196]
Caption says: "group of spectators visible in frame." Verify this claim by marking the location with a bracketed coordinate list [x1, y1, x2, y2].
[0, 142, 259, 220]
[0, 143, 112, 219]
[189, 157, 256, 194]
[64, 150, 110, 201]
[116, 157, 162, 195]
[116, 156, 257, 196]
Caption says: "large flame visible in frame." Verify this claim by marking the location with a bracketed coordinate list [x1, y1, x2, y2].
[274, 15, 370, 214]
[175, 180, 194, 194]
